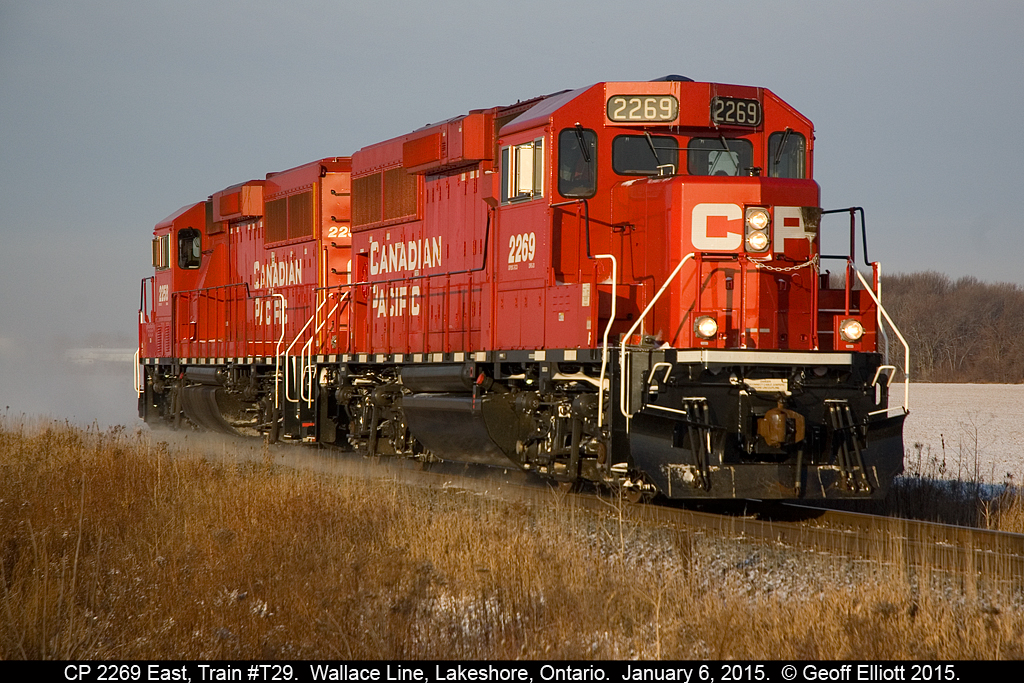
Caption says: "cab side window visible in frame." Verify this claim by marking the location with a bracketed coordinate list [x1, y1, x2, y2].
[558, 128, 597, 198]
[177, 228, 202, 269]
[501, 138, 544, 202]
[152, 234, 170, 270]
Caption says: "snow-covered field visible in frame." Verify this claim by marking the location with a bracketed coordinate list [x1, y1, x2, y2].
[902, 383, 1024, 484]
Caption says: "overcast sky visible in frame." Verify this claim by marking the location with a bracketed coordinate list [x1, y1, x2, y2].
[1, 0, 1022, 421]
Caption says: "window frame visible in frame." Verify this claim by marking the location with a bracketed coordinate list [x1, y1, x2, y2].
[501, 137, 545, 203]
[176, 228, 202, 270]
[152, 234, 170, 271]
[767, 130, 807, 179]
[557, 127, 598, 198]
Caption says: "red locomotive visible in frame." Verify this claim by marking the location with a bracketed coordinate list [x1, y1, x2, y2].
[137, 76, 909, 500]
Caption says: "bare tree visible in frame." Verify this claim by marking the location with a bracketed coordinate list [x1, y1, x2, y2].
[882, 272, 1024, 383]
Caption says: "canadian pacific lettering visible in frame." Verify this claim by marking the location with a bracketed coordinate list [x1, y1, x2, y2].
[252, 253, 304, 290]
[373, 284, 421, 318]
[249, 254, 301, 326]
[370, 235, 443, 276]
[253, 297, 286, 326]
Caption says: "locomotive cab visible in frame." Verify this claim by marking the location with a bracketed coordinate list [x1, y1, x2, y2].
[479, 79, 907, 498]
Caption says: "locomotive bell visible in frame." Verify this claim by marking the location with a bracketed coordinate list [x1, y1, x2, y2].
[757, 400, 806, 447]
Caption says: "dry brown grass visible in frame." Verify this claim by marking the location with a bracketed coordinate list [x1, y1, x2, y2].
[828, 439, 1024, 534]
[2, 417, 1023, 660]
[987, 488, 1024, 535]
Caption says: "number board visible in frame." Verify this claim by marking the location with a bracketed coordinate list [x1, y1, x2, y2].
[606, 95, 679, 123]
[710, 96, 762, 127]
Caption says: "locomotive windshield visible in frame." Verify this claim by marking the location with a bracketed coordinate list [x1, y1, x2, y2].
[768, 129, 806, 178]
[612, 135, 679, 175]
[687, 137, 753, 176]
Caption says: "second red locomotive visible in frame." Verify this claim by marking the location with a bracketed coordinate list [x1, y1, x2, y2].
[137, 76, 909, 500]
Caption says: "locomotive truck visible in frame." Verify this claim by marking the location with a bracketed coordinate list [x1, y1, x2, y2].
[137, 76, 909, 500]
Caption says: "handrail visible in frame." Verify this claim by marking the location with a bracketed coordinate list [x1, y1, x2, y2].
[283, 293, 335, 404]
[269, 294, 286, 408]
[619, 252, 696, 418]
[553, 198, 616, 427]
[821, 206, 870, 266]
[300, 304, 336, 404]
[874, 263, 891, 366]
[299, 291, 349, 404]
[820, 206, 869, 317]
[853, 268, 910, 414]
[169, 282, 287, 358]
[138, 276, 154, 325]
[595, 254, 616, 428]
[133, 349, 142, 394]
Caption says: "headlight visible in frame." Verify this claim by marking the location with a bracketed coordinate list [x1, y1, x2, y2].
[839, 318, 864, 342]
[746, 230, 770, 251]
[695, 315, 718, 339]
[745, 207, 770, 253]
[746, 208, 770, 231]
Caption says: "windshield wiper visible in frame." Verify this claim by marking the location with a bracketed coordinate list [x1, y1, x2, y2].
[574, 123, 591, 163]
[644, 131, 662, 165]
[772, 127, 793, 174]
[708, 134, 734, 175]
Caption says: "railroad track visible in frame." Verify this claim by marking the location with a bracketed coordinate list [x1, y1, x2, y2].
[379, 456, 1024, 580]
[166, 430, 1024, 579]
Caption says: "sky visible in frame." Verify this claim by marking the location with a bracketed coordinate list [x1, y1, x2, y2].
[1, 0, 1022, 423]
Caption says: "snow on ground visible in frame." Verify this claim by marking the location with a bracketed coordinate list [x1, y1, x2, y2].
[902, 383, 1024, 484]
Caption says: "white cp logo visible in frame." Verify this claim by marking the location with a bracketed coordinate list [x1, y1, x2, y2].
[691, 203, 742, 251]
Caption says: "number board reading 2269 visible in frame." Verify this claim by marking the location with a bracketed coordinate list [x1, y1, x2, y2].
[606, 95, 679, 122]
[711, 96, 762, 127]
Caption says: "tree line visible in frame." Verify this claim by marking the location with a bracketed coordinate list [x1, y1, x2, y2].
[879, 271, 1024, 383]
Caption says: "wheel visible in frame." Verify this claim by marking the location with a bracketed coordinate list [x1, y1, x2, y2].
[623, 486, 645, 504]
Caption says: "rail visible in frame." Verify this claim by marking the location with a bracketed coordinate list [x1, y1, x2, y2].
[820, 206, 868, 318]
[138, 276, 154, 324]
[821, 206, 870, 266]
[257, 444, 1024, 580]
